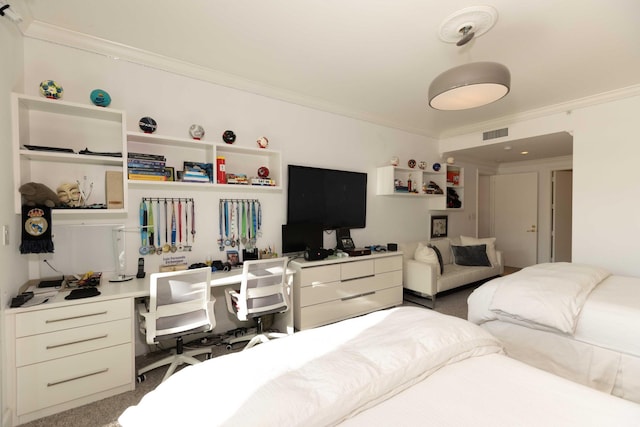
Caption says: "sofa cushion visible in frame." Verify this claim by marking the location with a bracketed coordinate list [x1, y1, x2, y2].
[428, 238, 452, 265]
[426, 244, 444, 275]
[451, 244, 491, 267]
[414, 243, 441, 276]
[460, 236, 498, 267]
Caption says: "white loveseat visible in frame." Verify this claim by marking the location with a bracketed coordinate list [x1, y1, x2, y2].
[399, 236, 503, 308]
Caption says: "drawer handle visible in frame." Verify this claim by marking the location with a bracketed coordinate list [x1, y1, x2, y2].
[341, 291, 375, 301]
[46, 334, 108, 350]
[45, 311, 108, 323]
[341, 274, 375, 283]
[47, 368, 109, 387]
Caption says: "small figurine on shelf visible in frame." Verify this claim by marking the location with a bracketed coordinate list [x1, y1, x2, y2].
[39, 80, 63, 99]
[90, 89, 111, 107]
[390, 156, 399, 166]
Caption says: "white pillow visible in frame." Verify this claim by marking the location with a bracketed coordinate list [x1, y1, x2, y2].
[460, 236, 498, 267]
[414, 242, 441, 276]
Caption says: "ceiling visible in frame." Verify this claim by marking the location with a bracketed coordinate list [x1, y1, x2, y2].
[10, 0, 640, 162]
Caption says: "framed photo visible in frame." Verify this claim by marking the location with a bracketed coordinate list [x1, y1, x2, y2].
[226, 250, 239, 266]
[164, 167, 175, 181]
[430, 215, 448, 238]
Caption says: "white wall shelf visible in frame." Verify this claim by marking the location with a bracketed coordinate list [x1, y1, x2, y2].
[376, 164, 464, 210]
[11, 93, 128, 216]
[126, 131, 282, 191]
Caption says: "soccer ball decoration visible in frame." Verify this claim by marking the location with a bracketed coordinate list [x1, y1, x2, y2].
[256, 136, 269, 149]
[258, 166, 270, 178]
[39, 80, 63, 99]
[432, 162, 441, 171]
[222, 130, 236, 144]
[189, 124, 205, 140]
[90, 89, 111, 107]
[139, 117, 157, 133]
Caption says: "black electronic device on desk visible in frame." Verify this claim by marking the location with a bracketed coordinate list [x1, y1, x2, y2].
[10, 292, 34, 308]
[65, 287, 101, 300]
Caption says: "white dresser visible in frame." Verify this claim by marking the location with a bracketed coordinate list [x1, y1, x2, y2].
[290, 252, 403, 330]
[4, 297, 135, 425]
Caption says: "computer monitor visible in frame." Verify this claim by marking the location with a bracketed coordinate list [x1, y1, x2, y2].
[281, 223, 323, 255]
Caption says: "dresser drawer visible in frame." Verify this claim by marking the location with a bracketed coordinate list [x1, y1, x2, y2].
[299, 270, 402, 307]
[374, 255, 402, 274]
[341, 259, 374, 280]
[297, 264, 340, 288]
[17, 343, 132, 415]
[295, 286, 403, 330]
[16, 299, 131, 337]
[16, 318, 132, 366]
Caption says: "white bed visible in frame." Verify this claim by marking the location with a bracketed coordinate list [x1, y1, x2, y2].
[119, 306, 640, 426]
[468, 262, 640, 403]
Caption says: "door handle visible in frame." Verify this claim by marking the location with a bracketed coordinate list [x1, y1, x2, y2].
[526, 225, 537, 232]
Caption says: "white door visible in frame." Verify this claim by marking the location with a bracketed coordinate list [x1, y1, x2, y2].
[552, 170, 572, 262]
[491, 173, 538, 268]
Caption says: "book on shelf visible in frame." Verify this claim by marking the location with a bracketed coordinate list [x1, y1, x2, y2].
[128, 152, 166, 161]
[127, 159, 166, 169]
[127, 168, 166, 176]
[183, 161, 213, 183]
[128, 173, 166, 181]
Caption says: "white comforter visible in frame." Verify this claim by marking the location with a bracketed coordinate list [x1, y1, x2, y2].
[487, 262, 610, 334]
[119, 307, 502, 427]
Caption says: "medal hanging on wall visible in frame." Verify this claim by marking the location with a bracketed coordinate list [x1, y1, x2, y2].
[19, 205, 54, 254]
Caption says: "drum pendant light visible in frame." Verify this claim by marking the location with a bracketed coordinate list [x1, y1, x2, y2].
[429, 62, 510, 110]
[429, 5, 510, 111]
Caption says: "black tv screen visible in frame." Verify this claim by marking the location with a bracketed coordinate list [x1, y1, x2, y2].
[281, 223, 323, 254]
[287, 165, 367, 230]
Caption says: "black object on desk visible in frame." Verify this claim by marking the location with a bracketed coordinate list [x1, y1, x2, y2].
[65, 287, 101, 300]
[11, 292, 34, 307]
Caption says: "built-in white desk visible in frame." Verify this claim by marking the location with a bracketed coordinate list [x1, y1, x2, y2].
[3, 268, 293, 426]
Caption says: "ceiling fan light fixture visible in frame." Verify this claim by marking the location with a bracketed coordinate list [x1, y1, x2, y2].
[428, 61, 510, 110]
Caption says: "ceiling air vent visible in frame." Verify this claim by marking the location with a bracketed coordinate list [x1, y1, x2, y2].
[482, 127, 508, 140]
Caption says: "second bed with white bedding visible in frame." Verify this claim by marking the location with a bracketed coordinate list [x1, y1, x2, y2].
[468, 263, 640, 403]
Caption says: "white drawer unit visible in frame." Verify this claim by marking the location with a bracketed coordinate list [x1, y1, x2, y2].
[4, 297, 135, 425]
[291, 252, 403, 330]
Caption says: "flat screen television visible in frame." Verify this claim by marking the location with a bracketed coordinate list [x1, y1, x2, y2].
[281, 223, 323, 254]
[287, 164, 367, 230]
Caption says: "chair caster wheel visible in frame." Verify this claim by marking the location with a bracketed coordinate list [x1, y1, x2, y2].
[226, 344, 232, 350]
[136, 374, 146, 383]
[205, 352, 212, 360]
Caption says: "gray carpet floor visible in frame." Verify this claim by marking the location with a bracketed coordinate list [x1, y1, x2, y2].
[17, 281, 485, 427]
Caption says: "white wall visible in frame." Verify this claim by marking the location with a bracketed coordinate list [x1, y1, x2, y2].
[1, 16, 26, 427]
[571, 95, 640, 275]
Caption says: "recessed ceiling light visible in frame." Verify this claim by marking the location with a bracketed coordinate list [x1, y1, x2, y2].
[504, 146, 512, 150]
[520, 151, 529, 155]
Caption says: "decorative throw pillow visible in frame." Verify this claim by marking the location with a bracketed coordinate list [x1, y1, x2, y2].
[460, 236, 498, 267]
[414, 243, 441, 276]
[427, 244, 444, 275]
[451, 244, 492, 267]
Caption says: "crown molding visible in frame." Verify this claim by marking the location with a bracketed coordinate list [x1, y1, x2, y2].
[22, 20, 437, 138]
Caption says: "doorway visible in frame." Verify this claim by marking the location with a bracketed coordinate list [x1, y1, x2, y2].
[552, 170, 572, 262]
[491, 172, 539, 268]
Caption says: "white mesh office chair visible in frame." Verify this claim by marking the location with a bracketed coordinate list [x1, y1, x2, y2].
[137, 267, 215, 383]
[224, 257, 290, 350]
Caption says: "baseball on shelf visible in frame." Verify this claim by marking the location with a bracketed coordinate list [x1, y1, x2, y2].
[257, 136, 269, 148]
